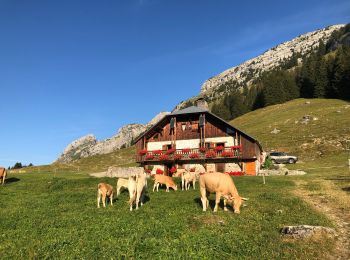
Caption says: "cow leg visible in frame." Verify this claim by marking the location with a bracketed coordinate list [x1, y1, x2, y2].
[166, 185, 169, 192]
[181, 176, 185, 190]
[116, 186, 121, 197]
[193, 180, 196, 190]
[102, 193, 106, 208]
[153, 182, 157, 192]
[200, 187, 208, 211]
[214, 192, 221, 212]
[224, 198, 228, 211]
[136, 193, 140, 210]
[140, 189, 145, 206]
[110, 193, 113, 206]
[97, 191, 101, 208]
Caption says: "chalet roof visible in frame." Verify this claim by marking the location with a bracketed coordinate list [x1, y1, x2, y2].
[171, 106, 208, 115]
[133, 106, 263, 151]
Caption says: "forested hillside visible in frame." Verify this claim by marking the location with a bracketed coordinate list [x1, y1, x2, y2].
[209, 24, 350, 121]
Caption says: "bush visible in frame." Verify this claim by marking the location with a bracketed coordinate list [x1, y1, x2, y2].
[263, 157, 274, 169]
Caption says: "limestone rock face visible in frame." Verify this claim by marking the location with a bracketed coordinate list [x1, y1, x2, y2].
[56, 111, 170, 163]
[175, 25, 344, 110]
[200, 25, 344, 95]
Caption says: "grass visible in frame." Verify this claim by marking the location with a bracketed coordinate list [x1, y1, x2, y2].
[10, 146, 137, 175]
[231, 98, 350, 160]
[0, 172, 335, 259]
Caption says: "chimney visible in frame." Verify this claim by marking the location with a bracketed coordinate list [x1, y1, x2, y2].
[196, 98, 208, 110]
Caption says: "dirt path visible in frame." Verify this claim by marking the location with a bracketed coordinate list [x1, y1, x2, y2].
[293, 180, 350, 259]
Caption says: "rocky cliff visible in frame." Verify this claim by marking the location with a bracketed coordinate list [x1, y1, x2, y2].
[201, 25, 344, 94]
[174, 24, 345, 110]
[57, 112, 170, 163]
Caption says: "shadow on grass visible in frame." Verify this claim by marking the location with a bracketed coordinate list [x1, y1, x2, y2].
[193, 197, 228, 211]
[4, 177, 20, 184]
[342, 187, 350, 192]
[324, 175, 350, 181]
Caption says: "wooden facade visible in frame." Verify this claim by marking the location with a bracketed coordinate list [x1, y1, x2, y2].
[134, 106, 263, 175]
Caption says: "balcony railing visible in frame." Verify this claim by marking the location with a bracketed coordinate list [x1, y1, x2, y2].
[136, 147, 241, 163]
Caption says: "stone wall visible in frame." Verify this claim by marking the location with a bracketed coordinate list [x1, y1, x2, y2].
[105, 166, 144, 178]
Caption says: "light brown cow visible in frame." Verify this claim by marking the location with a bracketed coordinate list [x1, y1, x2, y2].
[199, 172, 247, 214]
[153, 175, 177, 192]
[97, 183, 114, 208]
[129, 172, 148, 211]
[116, 178, 129, 196]
[0, 167, 7, 185]
[183, 172, 197, 190]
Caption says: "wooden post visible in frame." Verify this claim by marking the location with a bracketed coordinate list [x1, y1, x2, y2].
[174, 117, 177, 148]
[203, 114, 206, 147]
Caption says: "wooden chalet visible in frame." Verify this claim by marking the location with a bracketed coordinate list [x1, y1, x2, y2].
[134, 99, 263, 175]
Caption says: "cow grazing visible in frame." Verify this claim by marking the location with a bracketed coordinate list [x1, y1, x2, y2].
[0, 167, 7, 185]
[116, 178, 129, 196]
[183, 172, 197, 190]
[199, 172, 247, 214]
[97, 183, 114, 208]
[129, 172, 148, 211]
[153, 175, 177, 192]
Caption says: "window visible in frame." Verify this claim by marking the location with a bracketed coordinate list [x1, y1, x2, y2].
[153, 134, 159, 141]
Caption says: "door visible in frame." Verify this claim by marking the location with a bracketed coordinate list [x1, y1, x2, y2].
[216, 163, 225, 173]
[245, 161, 256, 175]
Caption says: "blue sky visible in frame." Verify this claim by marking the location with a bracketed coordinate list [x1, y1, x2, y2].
[0, 0, 349, 167]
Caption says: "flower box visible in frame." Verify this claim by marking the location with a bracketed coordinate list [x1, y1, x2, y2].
[153, 150, 163, 155]
[174, 153, 183, 160]
[159, 154, 169, 161]
[221, 151, 234, 157]
[145, 154, 154, 160]
[156, 168, 164, 175]
[215, 146, 224, 152]
[226, 171, 243, 176]
[169, 166, 177, 174]
[189, 153, 199, 159]
[165, 148, 176, 155]
[138, 149, 147, 155]
[182, 148, 191, 153]
[206, 151, 217, 158]
[231, 145, 241, 150]
[199, 147, 207, 153]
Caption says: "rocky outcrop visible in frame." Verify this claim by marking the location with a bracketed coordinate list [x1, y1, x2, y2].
[200, 25, 344, 95]
[281, 225, 336, 239]
[57, 111, 170, 163]
[174, 25, 345, 110]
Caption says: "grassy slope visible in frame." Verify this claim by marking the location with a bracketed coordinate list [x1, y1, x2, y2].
[0, 173, 333, 259]
[14, 146, 137, 174]
[231, 98, 350, 160]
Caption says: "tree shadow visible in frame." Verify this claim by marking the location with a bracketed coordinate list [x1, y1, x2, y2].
[4, 177, 20, 184]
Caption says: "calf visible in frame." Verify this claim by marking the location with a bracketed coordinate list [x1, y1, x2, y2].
[153, 175, 177, 192]
[183, 172, 197, 190]
[97, 183, 114, 208]
[129, 172, 148, 211]
[128, 176, 137, 211]
[199, 172, 247, 214]
[116, 178, 129, 196]
[0, 167, 6, 185]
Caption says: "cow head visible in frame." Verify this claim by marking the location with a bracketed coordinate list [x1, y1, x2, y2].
[228, 196, 248, 214]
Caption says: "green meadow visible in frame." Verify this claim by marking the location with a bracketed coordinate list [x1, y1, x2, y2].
[0, 173, 334, 259]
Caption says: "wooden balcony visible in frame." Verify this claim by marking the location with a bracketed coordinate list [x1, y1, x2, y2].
[136, 147, 241, 163]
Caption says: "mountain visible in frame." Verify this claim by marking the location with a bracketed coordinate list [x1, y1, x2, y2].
[56, 112, 170, 163]
[175, 24, 346, 110]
